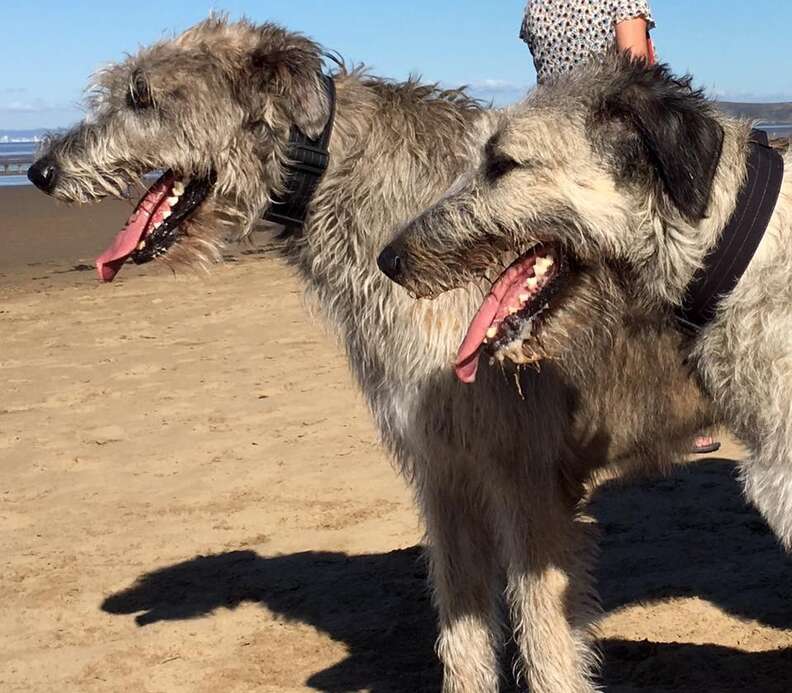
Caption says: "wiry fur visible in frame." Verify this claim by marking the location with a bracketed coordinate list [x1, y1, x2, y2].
[30, 23, 715, 692]
[387, 57, 792, 570]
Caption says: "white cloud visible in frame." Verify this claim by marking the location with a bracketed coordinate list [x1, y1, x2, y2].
[469, 79, 528, 94]
[451, 78, 532, 105]
[707, 85, 792, 103]
[1, 100, 54, 113]
[466, 81, 792, 106]
[0, 96, 79, 115]
[0, 98, 84, 130]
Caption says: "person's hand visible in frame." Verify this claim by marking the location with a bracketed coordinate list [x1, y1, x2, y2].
[615, 17, 652, 63]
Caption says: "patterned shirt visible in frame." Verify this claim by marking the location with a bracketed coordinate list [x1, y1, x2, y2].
[520, 0, 655, 84]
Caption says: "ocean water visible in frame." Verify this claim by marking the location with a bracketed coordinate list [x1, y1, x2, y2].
[0, 175, 32, 188]
[758, 123, 792, 138]
[3, 122, 792, 188]
[0, 141, 37, 188]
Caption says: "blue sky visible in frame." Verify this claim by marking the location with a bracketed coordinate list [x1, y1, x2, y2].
[2, 1, 792, 129]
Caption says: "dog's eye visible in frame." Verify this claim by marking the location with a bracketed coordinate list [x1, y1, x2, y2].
[127, 71, 153, 110]
[484, 154, 520, 182]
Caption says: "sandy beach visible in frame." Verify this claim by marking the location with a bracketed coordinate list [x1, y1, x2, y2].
[2, 184, 792, 692]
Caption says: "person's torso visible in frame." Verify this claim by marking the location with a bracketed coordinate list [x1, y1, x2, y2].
[521, 0, 620, 83]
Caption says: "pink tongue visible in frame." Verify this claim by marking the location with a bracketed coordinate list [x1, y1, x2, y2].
[95, 208, 149, 282]
[454, 256, 537, 384]
[454, 296, 501, 383]
[95, 173, 174, 282]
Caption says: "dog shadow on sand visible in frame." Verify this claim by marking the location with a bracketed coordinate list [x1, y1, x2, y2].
[102, 458, 792, 693]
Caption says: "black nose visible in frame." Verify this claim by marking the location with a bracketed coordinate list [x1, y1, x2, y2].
[27, 157, 58, 193]
[377, 245, 405, 283]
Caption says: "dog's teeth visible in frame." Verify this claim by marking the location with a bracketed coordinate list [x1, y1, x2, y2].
[508, 306, 518, 315]
[153, 221, 162, 229]
[535, 257, 553, 276]
[166, 196, 179, 206]
[519, 293, 530, 303]
[526, 277, 538, 290]
[486, 326, 498, 339]
[161, 210, 172, 220]
[137, 240, 146, 250]
[172, 181, 185, 196]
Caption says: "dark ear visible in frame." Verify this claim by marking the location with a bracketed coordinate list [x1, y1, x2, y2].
[250, 29, 330, 139]
[596, 58, 724, 222]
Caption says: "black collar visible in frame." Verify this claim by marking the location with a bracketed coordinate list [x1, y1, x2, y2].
[676, 129, 784, 332]
[262, 74, 336, 228]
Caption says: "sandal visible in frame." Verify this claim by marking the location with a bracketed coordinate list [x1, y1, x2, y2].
[691, 435, 721, 454]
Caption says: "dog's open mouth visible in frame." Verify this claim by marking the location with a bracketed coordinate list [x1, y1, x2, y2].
[455, 242, 567, 383]
[95, 170, 214, 282]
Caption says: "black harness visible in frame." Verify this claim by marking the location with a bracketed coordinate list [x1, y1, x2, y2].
[676, 129, 784, 331]
[262, 74, 337, 228]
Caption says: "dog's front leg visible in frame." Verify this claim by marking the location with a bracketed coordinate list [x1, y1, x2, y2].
[499, 476, 600, 693]
[695, 304, 792, 550]
[421, 469, 504, 693]
[737, 413, 792, 550]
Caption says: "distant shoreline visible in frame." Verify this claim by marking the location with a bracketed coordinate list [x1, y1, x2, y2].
[2, 105, 792, 188]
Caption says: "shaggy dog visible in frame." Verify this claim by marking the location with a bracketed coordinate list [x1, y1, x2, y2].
[27, 20, 713, 691]
[381, 56, 792, 561]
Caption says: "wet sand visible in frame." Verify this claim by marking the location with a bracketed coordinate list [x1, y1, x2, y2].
[2, 184, 792, 692]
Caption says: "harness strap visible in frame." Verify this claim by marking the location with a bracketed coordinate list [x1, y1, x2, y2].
[676, 129, 784, 331]
[262, 74, 336, 228]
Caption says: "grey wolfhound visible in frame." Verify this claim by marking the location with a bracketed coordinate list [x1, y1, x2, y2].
[27, 19, 711, 692]
[382, 57, 792, 573]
